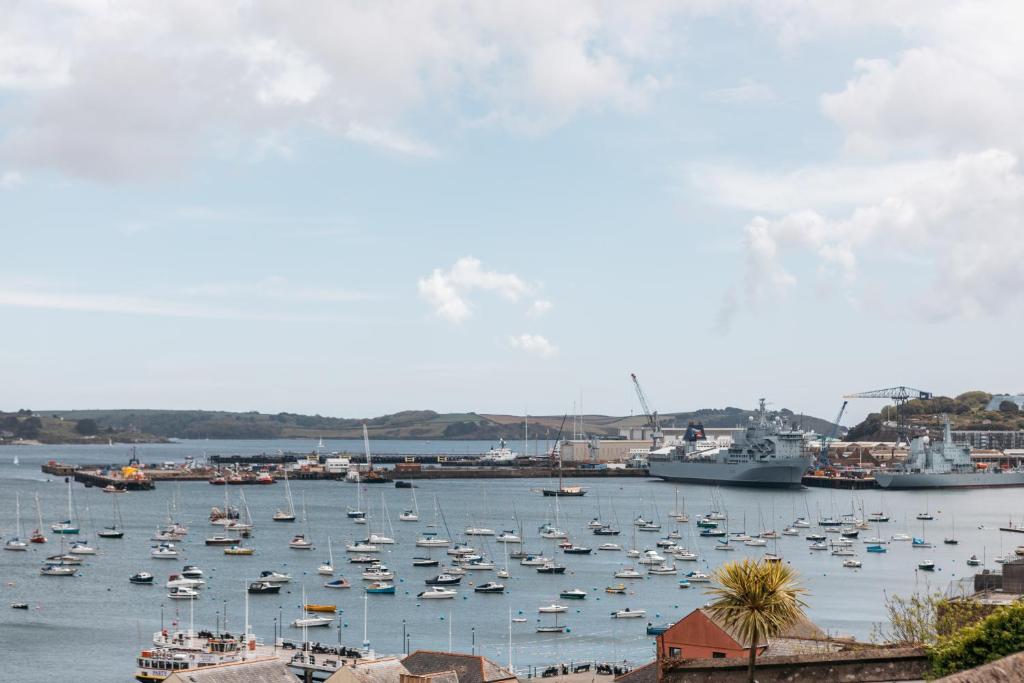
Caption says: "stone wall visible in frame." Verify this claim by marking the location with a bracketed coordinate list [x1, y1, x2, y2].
[661, 646, 928, 683]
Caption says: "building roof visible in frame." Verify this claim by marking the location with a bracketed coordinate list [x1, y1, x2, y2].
[402, 651, 516, 683]
[325, 657, 410, 683]
[163, 658, 295, 683]
[692, 609, 826, 650]
[614, 661, 657, 683]
[936, 650, 1024, 681]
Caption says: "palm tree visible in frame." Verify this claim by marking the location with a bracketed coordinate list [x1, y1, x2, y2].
[705, 558, 808, 683]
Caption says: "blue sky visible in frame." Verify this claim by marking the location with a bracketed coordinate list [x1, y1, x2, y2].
[1, 2, 1021, 424]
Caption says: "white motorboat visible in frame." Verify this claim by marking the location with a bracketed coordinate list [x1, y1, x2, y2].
[291, 616, 334, 628]
[417, 587, 457, 599]
[843, 559, 862, 568]
[416, 537, 450, 547]
[258, 570, 292, 583]
[637, 550, 665, 565]
[446, 545, 476, 556]
[69, 542, 96, 555]
[743, 538, 767, 547]
[598, 543, 622, 551]
[346, 542, 380, 553]
[519, 555, 551, 566]
[465, 527, 495, 536]
[538, 604, 568, 613]
[611, 608, 646, 618]
[361, 566, 394, 580]
[673, 549, 699, 561]
[289, 534, 314, 550]
[891, 533, 912, 542]
[399, 510, 419, 522]
[614, 568, 643, 579]
[166, 574, 205, 589]
[368, 534, 395, 545]
[167, 586, 199, 600]
[496, 532, 521, 544]
[181, 565, 203, 579]
[648, 563, 677, 575]
[683, 571, 711, 582]
[151, 544, 179, 559]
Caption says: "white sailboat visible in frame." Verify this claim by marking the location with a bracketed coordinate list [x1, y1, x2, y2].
[273, 468, 297, 522]
[4, 493, 28, 550]
[399, 488, 419, 522]
[289, 496, 315, 550]
[318, 537, 335, 575]
[368, 492, 396, 545]
[51, 479, 80, 534]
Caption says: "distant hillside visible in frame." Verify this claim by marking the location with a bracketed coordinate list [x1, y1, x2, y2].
[0, 410, 165, 445]
[846, 391, 1024, 441]
[2, 404, 841, 443]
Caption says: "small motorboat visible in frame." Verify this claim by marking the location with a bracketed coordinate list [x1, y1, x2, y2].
[365, 581, 395, 594]
[678, 579, 691, 589]
[647, 623, 671, 635]
[843, 559, 862, 568]
[205, 535, 237, 546]
[474, 582, 505, 594]
[167, 587, 199, 600]
[10, 602, 29, 610]
[536, 563, 567, 574]
[418, 587, 457, 599]
[916, 513, 934, 521]
[519, 555, 551, 566]
[224, 545, 254, 555]
[289, 534, 314, 550]
[967, 555, 982, 566]
[538, 604, 568, 613]
[346, 542, 379, 553]
[412, 557, 439, 567]
[40, 563, 76, 576]
[536, 624, 566, 633]
[181, 565, 203, 579]
[605, 584, 626, 594]
[559, 588, 587, 600]
[598, 543, 622, 551]
[918, 561, 936, 571]
[425, 573, 462, 586]
[611, 608, 646, 618]
[648, 563, 678, 575]
[614, 568, 642, 579]
[324, 577, 351, 589]
[866, 545, 887, 553]
[248, 581, 281, 594]
[166, 574, 205, 589]
[69, 542, 96, 555]
[394, 480, 413, 489]
[399, 510, 419, 522]
[151, 544, 178, 559]
[129, 572, 154, 585]
[684, 571, 710, 583]
[259, 570, 292, 583]
[496, 532, 521, 543]
[944, 537, 959, 545]
[349, 554, 381, 564]
[291, 616, 334, 628]
[563, 545, 592, 555]
[362, 566, 394, 580]
[304, 604, 337, 613]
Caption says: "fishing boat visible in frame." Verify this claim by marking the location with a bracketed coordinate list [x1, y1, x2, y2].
[324, 577, 351, 589]
[611, 608, 646, 619]
[130, 572, 154, 584]
[365, 581, 395, 594]
[304, 604, 337, 613]
[273, 469, 297, 521]
[417, 587, 457, 599]
[248, 581, 280, 594]
[559, 588, 587, 600]
[474, 582, 505, 593]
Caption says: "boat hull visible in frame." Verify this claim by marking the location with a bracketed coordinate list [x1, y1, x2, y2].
[875, 471, 1024, 489]
[648, 459, 808, 488]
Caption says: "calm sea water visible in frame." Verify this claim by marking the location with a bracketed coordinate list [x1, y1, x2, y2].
[1, 439, 1021, 682]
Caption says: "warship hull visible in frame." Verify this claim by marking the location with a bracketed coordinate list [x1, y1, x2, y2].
[875, 471, 1024, 489]
[648, 459, 809, 488]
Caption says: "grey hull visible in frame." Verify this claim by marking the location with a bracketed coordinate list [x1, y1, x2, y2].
[648, 460, 808, 488]
[874, 471, 1024, 489]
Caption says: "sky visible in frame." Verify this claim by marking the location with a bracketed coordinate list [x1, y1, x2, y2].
[1, 1, 1022, 425]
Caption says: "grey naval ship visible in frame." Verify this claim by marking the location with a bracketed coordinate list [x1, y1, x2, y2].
[647, 399, 811, 488]
[874, 417, 1024, 489]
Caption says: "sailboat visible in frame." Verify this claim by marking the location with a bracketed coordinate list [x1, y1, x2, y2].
[399, 488, 419, 522]
[51, 479, 80, 534]
[97, 492, 125, 538]
[542, 425, 586, 496]
[289, 496, 315, 549]
[944, 516, 959, 545]
[40, 532, 77, 576]
[368, 492, 396, 544]
[318, 537, 335, 575]
[671, 488, 688, 522]
[273, 468, 297, 522]
[30, 494, 47, 544]
[348, 471, 366, 519]
[4, 493, 28, 550]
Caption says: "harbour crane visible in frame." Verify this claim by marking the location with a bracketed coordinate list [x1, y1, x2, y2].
[816, 400, 848, 470]
[630, 373, 663, 449]
[843, 386, 932, 445]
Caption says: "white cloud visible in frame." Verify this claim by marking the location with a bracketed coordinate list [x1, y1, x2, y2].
[528, 299, 553, 316]
[0, 171, 23, 189]
[703, 79, 776, 105]
[418, 257, 537, 323]
[719, 150, 1024, 328]
[509, 333, 558, 358]
[0, 1, 687, 180]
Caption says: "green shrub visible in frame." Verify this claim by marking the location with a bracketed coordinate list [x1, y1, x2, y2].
[928, 602, 1024, 677]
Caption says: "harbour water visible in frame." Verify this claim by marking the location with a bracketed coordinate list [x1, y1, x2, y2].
[2, 439, 1022, 682]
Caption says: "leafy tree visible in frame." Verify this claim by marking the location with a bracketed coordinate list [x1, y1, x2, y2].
[75, 419, 99, 436]
[929, 603, 1024, 677]
[999, 400, 1019, 413]
[705, 558, 808, 683]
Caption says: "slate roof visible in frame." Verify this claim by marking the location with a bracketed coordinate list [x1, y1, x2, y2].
[696, 608, 826, 649]
[340, 657, 410, 683]
[402, 651, 517, 683]
[163, 658, 295, 683]
[936, 650, 1024, 681]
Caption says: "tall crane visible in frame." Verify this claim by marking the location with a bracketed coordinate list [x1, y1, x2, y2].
[844, 386, 932, 445]
[816, 401, 848, 470]
[630, 373, 663, 449]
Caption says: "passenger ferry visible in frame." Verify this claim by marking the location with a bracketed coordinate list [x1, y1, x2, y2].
[134, 629, 274, 682]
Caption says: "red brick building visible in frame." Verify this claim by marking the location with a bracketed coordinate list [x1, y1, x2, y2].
[656, 608, 828, 662]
